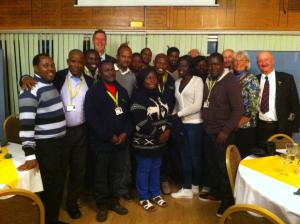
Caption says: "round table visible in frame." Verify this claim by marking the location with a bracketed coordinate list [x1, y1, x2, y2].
[0, 142, 43, 192]
[234, 156, 300, 224]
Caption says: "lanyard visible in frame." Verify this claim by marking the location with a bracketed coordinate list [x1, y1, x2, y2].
[158, 73, 168, 93]
[206, 79, 216, 102]
[106, 91, 119, 107]
[68, 76, 84, 104]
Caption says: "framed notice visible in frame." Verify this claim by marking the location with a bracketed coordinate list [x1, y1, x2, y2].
[75, 0, 218, 7]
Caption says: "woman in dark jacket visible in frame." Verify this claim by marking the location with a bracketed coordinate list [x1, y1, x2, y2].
[131, 67, 171, 211]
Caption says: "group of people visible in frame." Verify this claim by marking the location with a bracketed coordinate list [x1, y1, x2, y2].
[17, 29, 300, 224]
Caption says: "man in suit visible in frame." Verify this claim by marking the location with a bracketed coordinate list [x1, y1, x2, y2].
[93, 29, 116, 64]
[256, 51, 300, 141]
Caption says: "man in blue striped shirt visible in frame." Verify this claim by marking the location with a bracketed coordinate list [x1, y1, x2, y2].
[18, 53, 67, 224]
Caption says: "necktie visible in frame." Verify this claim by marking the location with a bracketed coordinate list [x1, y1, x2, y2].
[260, 76, 269, 113]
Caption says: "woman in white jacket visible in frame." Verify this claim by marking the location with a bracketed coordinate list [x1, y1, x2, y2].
[171, 55, 204, 199]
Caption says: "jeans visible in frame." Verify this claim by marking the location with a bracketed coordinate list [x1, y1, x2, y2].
[136, 155, 162, 200]
[181, 123, 203, 189]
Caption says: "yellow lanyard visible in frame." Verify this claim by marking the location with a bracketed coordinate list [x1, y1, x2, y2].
[68, 76, 84, 104]
[206, 79, 216, 102]
[158, 73, 168, 93]
[106, 91, 119, 107]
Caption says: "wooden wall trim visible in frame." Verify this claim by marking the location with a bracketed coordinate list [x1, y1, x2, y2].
[0, 0, 300, 30]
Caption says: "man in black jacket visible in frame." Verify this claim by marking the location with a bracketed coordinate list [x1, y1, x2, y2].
[93, 29, 116, 64]
[84, 60, 131, 222]
[256, 51, 300, 141]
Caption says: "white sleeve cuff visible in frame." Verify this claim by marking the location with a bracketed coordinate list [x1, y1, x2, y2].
[26, 155, 36, 161]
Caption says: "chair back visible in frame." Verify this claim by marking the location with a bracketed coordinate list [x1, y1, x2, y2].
[219, 204, 286, 224]
[3, 114, 21, 144]
[226, 144, 241, 195]
[0, 188, 45, 224]
[268, 133, 294, 149]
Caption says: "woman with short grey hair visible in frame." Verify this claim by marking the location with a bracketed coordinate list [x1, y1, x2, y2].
[233, 50, 260, 158]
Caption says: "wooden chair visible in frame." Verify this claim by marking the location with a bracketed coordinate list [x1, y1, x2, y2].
[0, 188, 45, 224]
[268, 133, 295, 149]
[3, 114, 21, 144]
[219, 204, 286, 224]
[226, 144, 241, 195]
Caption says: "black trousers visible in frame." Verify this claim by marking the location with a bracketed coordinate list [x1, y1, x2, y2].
[91, 143, 127, 210]
[65, 124, 87, 208]
[204, 132, 235, 201]
[35, 137, 68, 224]
[117, 145, 131, 195]
[235, 127, 256, 158]
[257, 120, 279, 142]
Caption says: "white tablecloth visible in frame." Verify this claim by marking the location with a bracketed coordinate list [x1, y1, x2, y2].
[235, 159, 300, 224]
[0, 142, 43, 192]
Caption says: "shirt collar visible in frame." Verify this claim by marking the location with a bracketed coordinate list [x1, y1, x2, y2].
[68, 70, 83, 81]
[262, 69, 275, 79]
[114, 63, 130, 75]
[207, 68, 230, 84]
[84, 66, 99, 79]
[34, 74, 51, 84]
[100, 53, 106, 61]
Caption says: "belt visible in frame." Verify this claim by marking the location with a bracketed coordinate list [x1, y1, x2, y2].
[258, 119, 278, 125]
[67, 123, 85, 129]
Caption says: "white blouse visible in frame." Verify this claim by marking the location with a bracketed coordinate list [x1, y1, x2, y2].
[174, 76, 204, 124]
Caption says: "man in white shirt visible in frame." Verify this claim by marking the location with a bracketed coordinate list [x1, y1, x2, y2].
[256, 51, 300, 141]
[93, 29, 116, 64]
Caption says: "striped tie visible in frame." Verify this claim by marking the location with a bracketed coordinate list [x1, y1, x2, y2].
[260, 76, 269, 113]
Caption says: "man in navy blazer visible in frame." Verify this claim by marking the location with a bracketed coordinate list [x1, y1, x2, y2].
[93, 29, 116, 64]
[256, 51, 300, 141]
[84, 60, 131, 222]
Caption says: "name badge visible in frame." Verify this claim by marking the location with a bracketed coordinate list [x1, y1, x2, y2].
[115, 107, 123, 115]
[67, 105, 76, 112]
[203, 101, 209, 108]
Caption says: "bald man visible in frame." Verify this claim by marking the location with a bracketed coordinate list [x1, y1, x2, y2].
[188, 49, 201, 58]
[256, 51, 300, 141]
[222, 49, 234, 71]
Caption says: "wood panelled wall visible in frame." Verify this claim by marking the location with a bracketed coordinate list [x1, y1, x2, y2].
[0, 0, 300, 30]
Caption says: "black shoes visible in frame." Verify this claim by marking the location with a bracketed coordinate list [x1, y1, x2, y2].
[67, 205, 82, 219]
[216, 198, 234, 217]
[111, 203, 128, 215]
[122, 192, 133, 201]
[96, 204, 128, 222]
[96, 209, 108, 222]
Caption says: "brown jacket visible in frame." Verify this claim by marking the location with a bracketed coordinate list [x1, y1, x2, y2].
[202, 71, 244, 135]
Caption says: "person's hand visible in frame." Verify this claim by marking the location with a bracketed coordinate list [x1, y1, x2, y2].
[159, 129, 171, 144]
[111, 135, 119, 144]
[216, 131, 229, 145]
[22, 76, 37, 90]
[117, 133, 128, 144]
[17, 159, 39, 171]
[238, 116, 250, 128]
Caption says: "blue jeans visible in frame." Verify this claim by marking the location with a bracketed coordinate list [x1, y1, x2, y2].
[136, 155, 162, 200]
[181, 123, 203, 189]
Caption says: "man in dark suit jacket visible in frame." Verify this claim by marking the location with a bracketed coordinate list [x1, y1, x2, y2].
[93, 29, 116, 64]
[256, 51, 300, 141]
